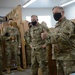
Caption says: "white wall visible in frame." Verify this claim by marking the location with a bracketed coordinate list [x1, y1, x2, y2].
[0, 7, 56, 27]
[22, 8, 51, 19]
[0, 8, 12, 16]
[0, 2, 75, 27]
[64, 2, 75, 20]
[22, 8, 56, 27]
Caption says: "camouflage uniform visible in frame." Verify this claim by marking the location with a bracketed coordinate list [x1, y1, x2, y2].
[24, 23, 33, 68]
[3, 25, 21, 68]
[24, 31, 31, 67]
[45, 17, 75, 75]
[0, 32, 3, 75]
[26, 23, 49, 75]
[25, 44, 31, 67]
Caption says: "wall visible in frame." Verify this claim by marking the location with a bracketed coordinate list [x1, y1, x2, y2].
[64, 2, 75, 20]
[22, 8, 56, 27]
[0, 7, 56, 27]
[0, 2, 75, 27]
[0, 8, 12, 16]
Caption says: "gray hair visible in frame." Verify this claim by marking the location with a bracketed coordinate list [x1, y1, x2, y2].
[52, 6, 64, 11]
[31, 15, 38, 18]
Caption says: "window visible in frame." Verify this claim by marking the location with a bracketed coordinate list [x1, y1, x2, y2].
[26, 15, 52, 28]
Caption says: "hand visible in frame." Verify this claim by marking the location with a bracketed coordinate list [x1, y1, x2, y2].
[18, 45, 21, 48]
[41, 29, 48, 39]
[42, 44, 46, 48]
[30, 45, 32, 48]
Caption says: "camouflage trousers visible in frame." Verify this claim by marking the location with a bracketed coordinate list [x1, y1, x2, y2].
[25, 45, 31, 66]
[31, 47, 49, 75]
[56, 60, 75, 75]
[5, 42, 20, 67]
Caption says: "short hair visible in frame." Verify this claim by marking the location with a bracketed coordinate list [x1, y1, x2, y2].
[31, 15, 38, 18]
[8, 18, 13, 21]
[52, 6, 64, 11]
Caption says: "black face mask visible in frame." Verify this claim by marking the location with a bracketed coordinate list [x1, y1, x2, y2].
[31, 21, 37, 26]
[53, 13, 62, 21]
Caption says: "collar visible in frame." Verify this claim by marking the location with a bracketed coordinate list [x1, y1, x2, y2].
[55, 17, 67, 27]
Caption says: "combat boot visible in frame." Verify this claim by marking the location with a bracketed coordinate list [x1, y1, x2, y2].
[6, 67, 11, 74]
[17, 66, 24, 71]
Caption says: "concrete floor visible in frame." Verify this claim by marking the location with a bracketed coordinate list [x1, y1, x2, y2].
[4, 69, 31, 75]
[70, 73, 75, 75]
[4, 69, 75, 75]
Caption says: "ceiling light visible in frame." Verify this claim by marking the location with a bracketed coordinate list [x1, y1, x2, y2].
[23, 0, 36, 8]
[60, 0, 75, 7]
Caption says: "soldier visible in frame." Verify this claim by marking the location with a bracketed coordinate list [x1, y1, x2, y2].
[3, 19, 24, 74]
[26, 15, 49, 75]
[41, 6, 75, 75]
[0, 30, 4, 75]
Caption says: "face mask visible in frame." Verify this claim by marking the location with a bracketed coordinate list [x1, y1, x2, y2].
[31, 21, 37, 26]
[53, 13, 62, 21]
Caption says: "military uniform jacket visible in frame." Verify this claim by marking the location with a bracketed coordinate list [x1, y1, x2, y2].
[3, 26, 21, 46]
[26, 23, 49, 49]
[45, 17, 75, 60]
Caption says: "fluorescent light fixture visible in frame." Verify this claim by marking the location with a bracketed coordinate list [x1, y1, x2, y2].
[23, 0, 36, 8]
[60, 0, 75, 7]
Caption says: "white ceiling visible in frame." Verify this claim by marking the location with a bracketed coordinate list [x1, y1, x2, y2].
[0, 0, 73, 8]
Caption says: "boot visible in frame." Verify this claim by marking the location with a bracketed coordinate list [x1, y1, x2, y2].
[6, 67, 11, 74]
[17, 66, 24, 71]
